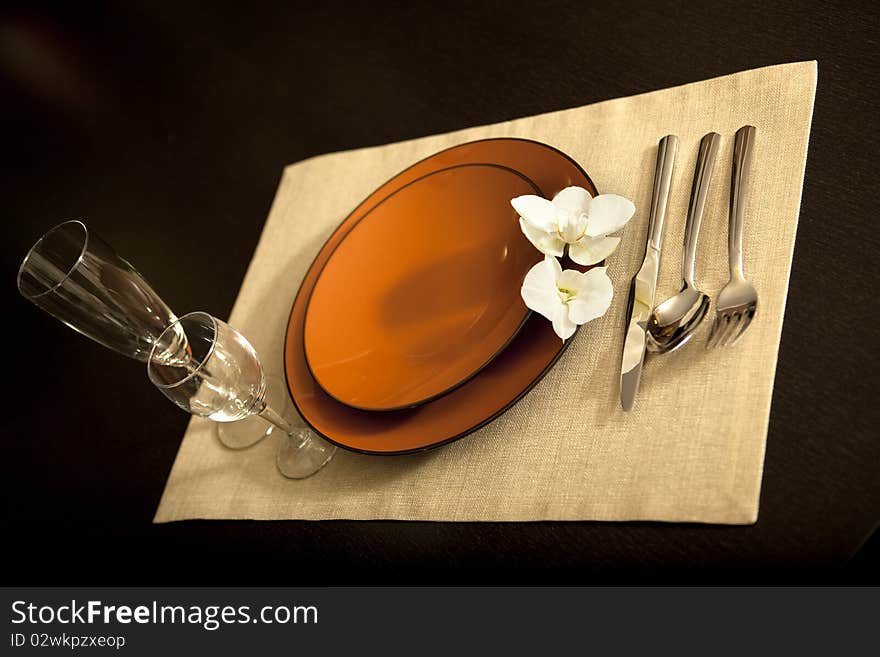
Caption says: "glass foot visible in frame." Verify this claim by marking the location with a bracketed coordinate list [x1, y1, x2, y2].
[276, 428, 337, 479]
[216, 374, 290, 449]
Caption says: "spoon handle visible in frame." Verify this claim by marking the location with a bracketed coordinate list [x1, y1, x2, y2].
[729, 125, 756, 279]
[682, 132, 721, 287]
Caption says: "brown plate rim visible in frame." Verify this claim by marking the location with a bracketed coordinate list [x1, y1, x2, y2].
[283, 137, 597, 455]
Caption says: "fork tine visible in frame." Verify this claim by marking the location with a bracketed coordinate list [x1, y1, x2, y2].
[728, 307, 756, 346]
[706, 315, 724, 349]
[715, 312, 735, 348]
[721, 311, 744, 347]
[706, 315, 718, 349]
[707, 312, 731, 349]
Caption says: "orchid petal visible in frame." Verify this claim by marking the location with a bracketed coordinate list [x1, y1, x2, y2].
[566, 268, 614, 324]
[521, 256, 563, 321]
[519, 218, 565, 257]
[552, 305, 577, 341]
[584, 194, 636, 237]
[556, 211, 587, 243]
[556, 268, 588, 293]
[552, 186, 592, 216]
[552, 187, 592, 243]
[568, 235, 621, 266]
[511, 195, 557, 232]
[547, 252, 563, 279]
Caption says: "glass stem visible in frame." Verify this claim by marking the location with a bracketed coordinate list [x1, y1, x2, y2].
[257, 401, 294, 436]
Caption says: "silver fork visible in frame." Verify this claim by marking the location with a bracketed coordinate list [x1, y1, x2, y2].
[707, 125, 758, 348]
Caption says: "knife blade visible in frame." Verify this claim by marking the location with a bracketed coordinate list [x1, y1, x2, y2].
[620, 134, 679, 411]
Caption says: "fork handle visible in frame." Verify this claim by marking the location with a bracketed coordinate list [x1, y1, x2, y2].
[729, 125, 756, 278]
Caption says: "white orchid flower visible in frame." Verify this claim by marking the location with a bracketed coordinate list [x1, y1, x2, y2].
[512, 186, 635, 265]
[521, 255, 614, 341]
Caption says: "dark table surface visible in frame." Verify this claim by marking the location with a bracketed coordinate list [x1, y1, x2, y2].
[2, 0, 878, 584]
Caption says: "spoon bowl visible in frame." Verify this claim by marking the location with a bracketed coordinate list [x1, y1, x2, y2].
[647, 285, 710, 353]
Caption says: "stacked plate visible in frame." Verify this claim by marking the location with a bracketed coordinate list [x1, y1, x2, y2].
[283, 138, 597, 454]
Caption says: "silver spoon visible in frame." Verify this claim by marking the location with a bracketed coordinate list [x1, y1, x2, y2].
[647, 132, 720, 353]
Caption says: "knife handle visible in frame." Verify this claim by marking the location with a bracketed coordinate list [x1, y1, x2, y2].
[647, 135, 679, 252]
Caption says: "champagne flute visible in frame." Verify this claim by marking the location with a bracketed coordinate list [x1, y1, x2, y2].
[17, 220, 175, 362]
[18, 220, 279, 450]
[148, 311, 336, 479]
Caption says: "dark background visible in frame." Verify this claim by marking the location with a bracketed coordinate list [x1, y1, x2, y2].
[1, 1, 877, 584]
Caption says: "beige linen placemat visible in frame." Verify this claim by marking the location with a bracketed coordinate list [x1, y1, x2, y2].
[155, 61, 816, 524]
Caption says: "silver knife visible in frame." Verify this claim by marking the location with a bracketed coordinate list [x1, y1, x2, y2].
[620, 134, 678, 411]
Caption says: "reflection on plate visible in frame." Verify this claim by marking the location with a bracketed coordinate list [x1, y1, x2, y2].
[284, 138, 597, 454]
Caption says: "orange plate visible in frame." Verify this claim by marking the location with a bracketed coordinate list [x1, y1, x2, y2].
[284, 138, 597, 454]
[304, 164, 541, 411]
